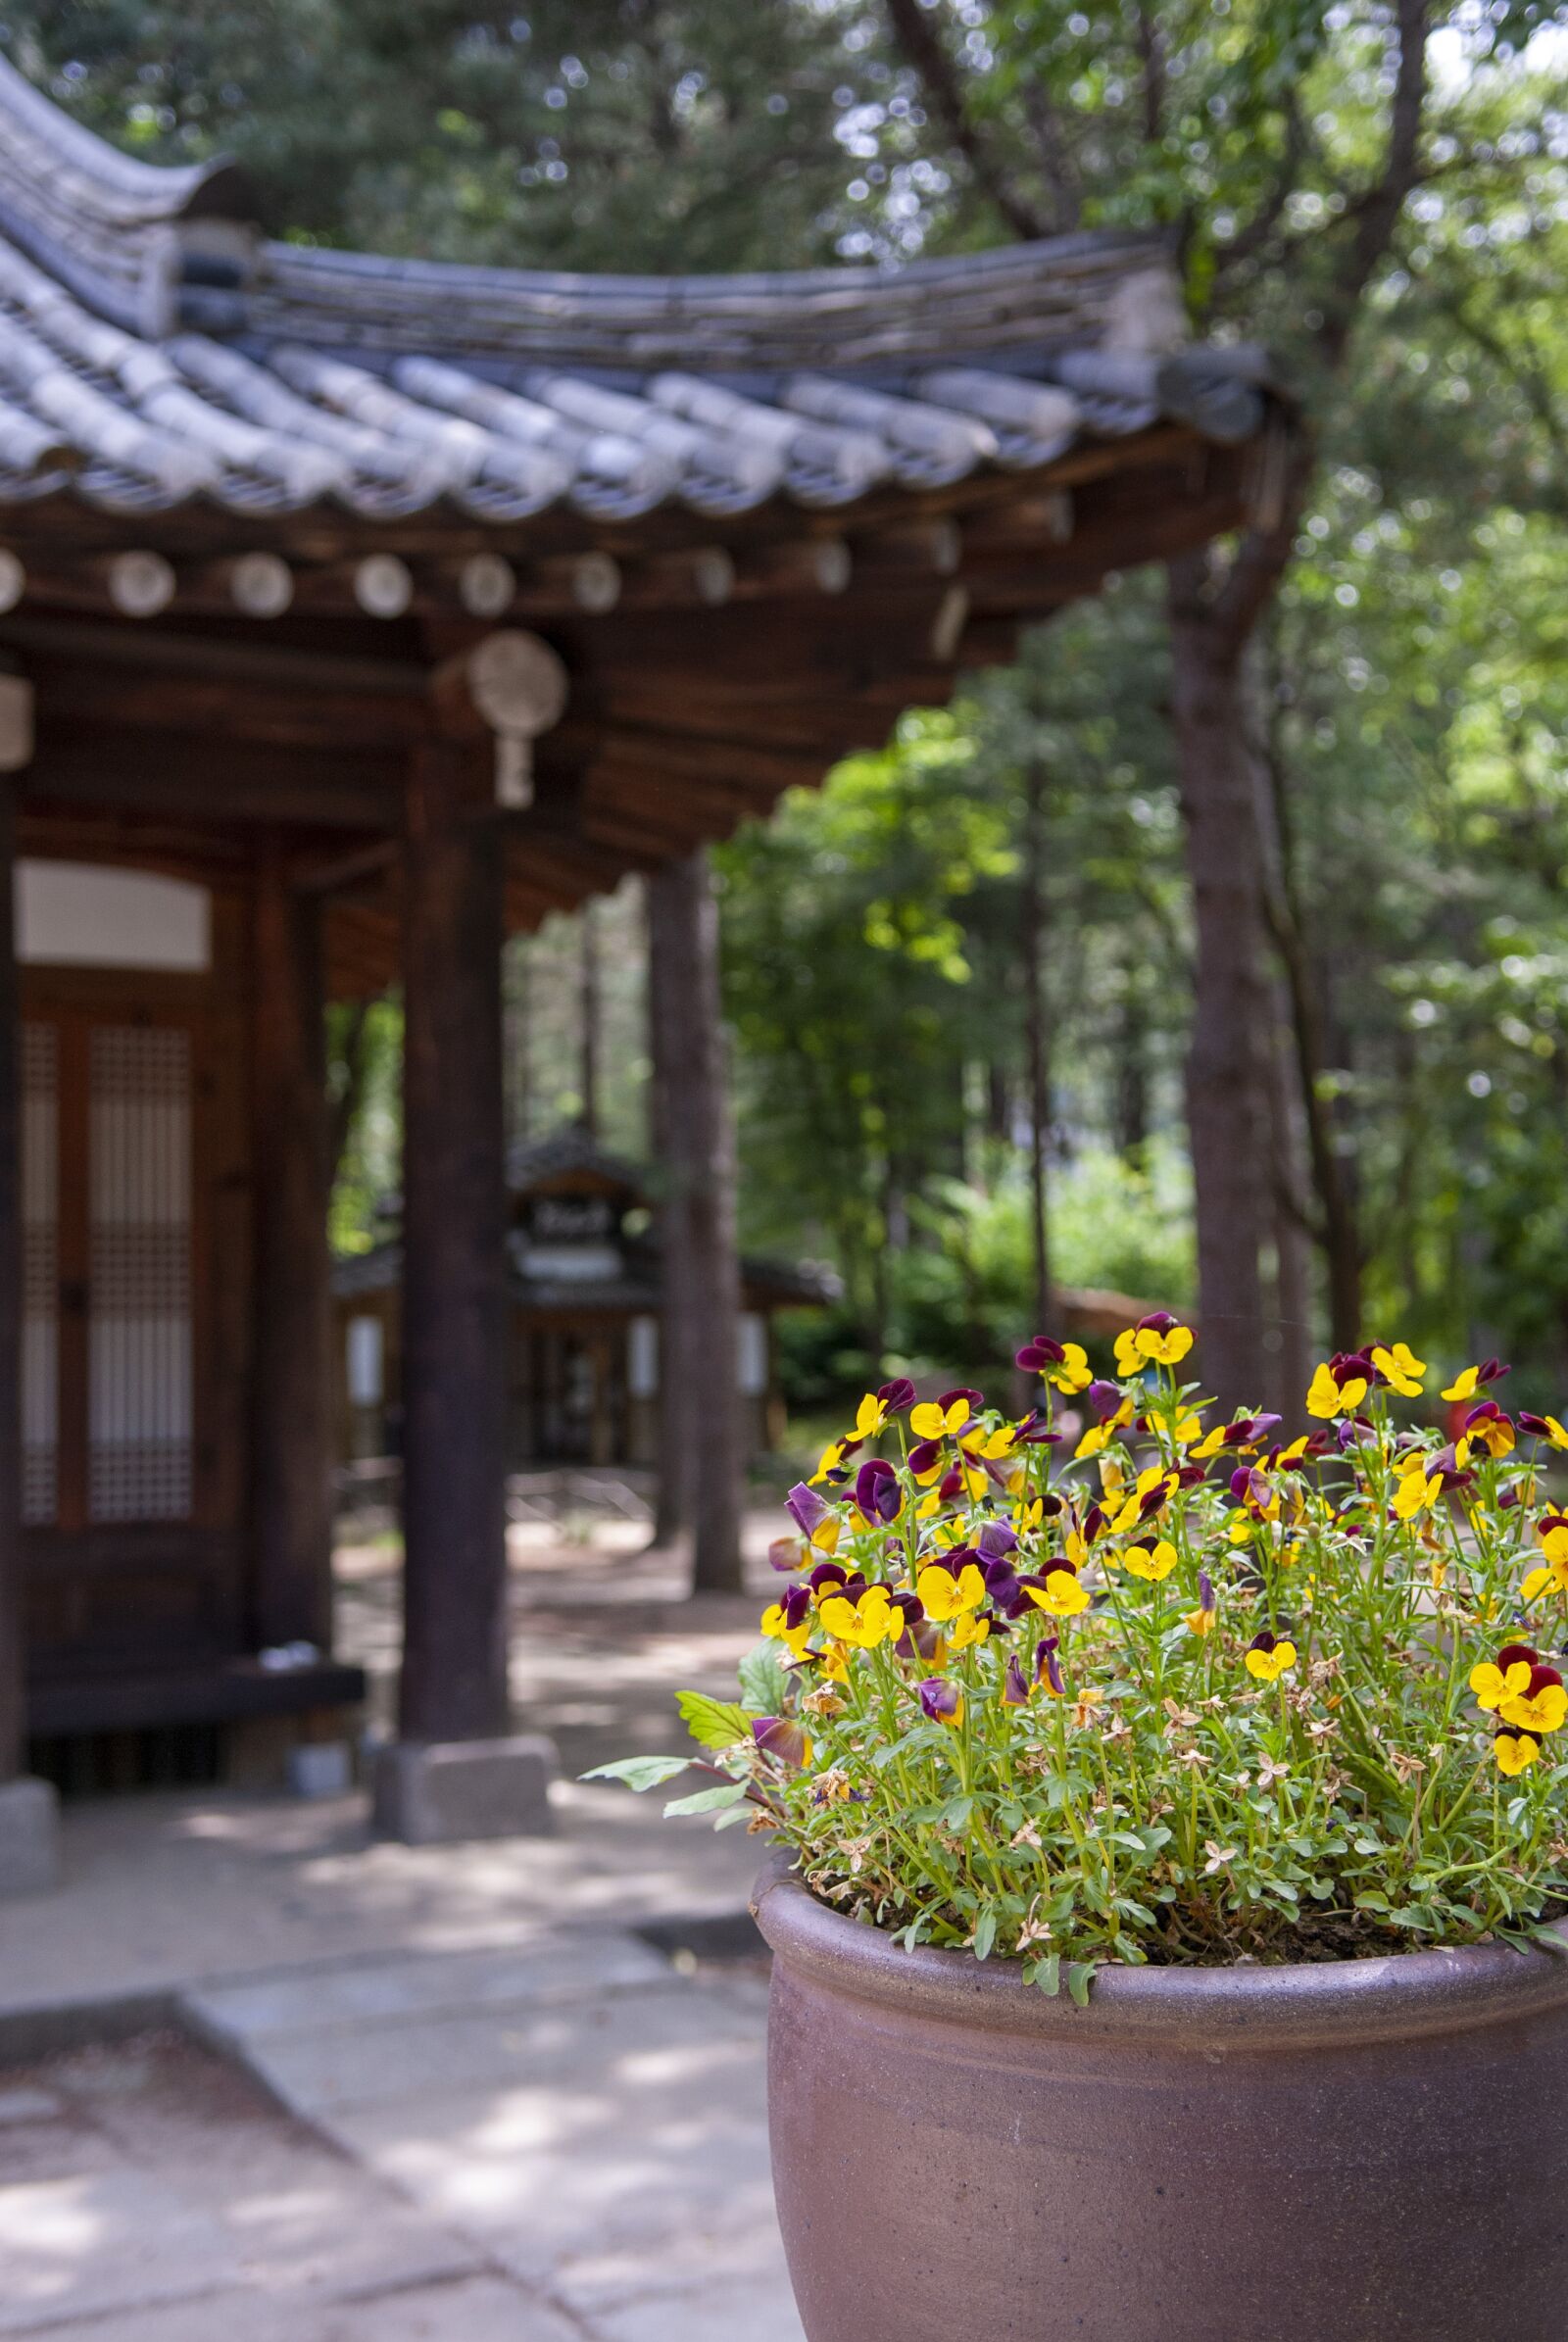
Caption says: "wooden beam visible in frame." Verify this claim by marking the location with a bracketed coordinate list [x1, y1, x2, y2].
[0, 614, 429, 706]
[399, 740, 510, 1742]
[249, 842, 335, 1651]
[0, 778, 19, 1780]
[24, 668, 420, 754]
[571, 722, 827, 797]
[732, 537, 852, 599]
[28, 728, 401, 828]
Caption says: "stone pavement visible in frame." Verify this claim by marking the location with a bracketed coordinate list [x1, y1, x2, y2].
[0, 1525, 808, 2340]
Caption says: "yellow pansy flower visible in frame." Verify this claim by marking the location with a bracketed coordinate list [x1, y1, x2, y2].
[1469, 1653, 1535, 1714]
[1112, 1317, 1194, 1374]
[915, 1562, 987, 1624]
[910, 1395, 972, 1439]
[760, 1600, 811, 1657]
[1392, 1464, 1438, 1522]
[947, 1610, 990, 1653]
[808, 1439, 845, 1486]
[1024, 1567, 1091, 1620]
[1523, 1528, 1568, 1605]
[1495, 1727, 1542, 1778]
[853, 1392, 888, 1440]
[817, 1586, 899, 1649]
[1500, 1669, 1568, 1736]
[1371, 1342, 1426, 1397]
[1245, 1635, 1298, 1683]
[1305, 1362, 1369, 1421]
[1122, 1538, 1178, 1583]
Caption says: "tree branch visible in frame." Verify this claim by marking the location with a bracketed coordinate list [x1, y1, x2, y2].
[1314, 0, 1431, 371]
[881, 0, 1050, 240]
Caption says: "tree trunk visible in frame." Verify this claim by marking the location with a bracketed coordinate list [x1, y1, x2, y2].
[1264, 985, 1315, 1426]
[1114, 983, 1150, 1165]
[646, 852, 745, 1591]
[1021, 761, 1053, 1333]
[1167, 556, 1272, 1414]
[1256, 703, 1363, 1351]
[508, 938, 532, 1148]
[578, 899, 600, 1139]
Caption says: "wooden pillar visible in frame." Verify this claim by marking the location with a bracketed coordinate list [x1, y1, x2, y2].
[399, 737, 510, 1742]
[646, 849, 745, 1596]
[250, 843, 334, 1650]
[0, 777, 21, 1781]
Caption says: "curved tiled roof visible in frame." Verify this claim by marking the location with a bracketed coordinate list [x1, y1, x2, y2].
[0, 55, 1273, 532]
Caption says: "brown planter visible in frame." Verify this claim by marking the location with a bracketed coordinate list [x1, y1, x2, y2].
[752, 1852, 1568, 2341]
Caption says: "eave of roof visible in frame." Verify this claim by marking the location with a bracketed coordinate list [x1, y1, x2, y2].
[0, 58, 1279, 538]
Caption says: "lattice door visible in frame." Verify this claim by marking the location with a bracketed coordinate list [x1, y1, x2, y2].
[20, 1012, 198, 1532]
[87, 1027, 193, 1522]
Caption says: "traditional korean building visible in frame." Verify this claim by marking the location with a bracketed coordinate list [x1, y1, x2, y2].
[0, 54, 1295, 1878]
[333, 1126, 835, 1472]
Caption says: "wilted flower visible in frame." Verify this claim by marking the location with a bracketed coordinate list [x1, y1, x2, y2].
[786, 1483, 841, 1551]
[1034, 1635, 1066, 1697]
[752, 1717, 810, 1769]
[918, 1678, 964, 1728]
[1184, 1570, 1217, 1637]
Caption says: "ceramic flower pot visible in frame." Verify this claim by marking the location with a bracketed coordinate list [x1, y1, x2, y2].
[752, 1853, 1568, 2342]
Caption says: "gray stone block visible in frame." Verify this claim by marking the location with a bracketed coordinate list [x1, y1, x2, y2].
[0, 1775, 60, 1897]
[371, 1734, 558, 1845]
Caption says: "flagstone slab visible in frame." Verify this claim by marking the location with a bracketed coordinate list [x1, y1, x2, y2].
[187, 1931, 669, 2042]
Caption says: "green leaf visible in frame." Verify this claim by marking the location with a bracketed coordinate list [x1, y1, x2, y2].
[1065, 1960, 1098, 2009]
[676, 1690, 753, 1751]
[580, 1755, 692, 1792]
[663, 1781, 750, 1819]
[1030, 1953, 1062, 1997]
[737, 1639, 791, 1716]
[972, 1909, 998, 1962]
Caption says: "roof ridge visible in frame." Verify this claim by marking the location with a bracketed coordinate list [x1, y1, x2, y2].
[0, 51, 254, 226]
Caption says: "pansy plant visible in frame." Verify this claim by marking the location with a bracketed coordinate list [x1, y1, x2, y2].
[590, 1336, 1568, 1998]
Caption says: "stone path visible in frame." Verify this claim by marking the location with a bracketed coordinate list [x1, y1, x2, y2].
[0, 1526, 808, 2339]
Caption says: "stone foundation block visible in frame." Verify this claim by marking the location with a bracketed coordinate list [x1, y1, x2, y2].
[0, 1776, 61, 1897]
[371, 1733, 558, 1844]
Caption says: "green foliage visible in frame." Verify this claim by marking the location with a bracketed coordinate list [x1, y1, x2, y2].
[630, 1339, 1568, 1978]
[674, 1690, 752, 1752]
[580, 1754, 692, 1792]
[18, 1, 1568, 1414]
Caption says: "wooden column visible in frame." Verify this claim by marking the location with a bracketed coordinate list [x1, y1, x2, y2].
[0, 777, 21, 1781]
[400, 736, 510, 1742]
[250, 843, 335, 1650]
[646, 849, 745, 1596]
